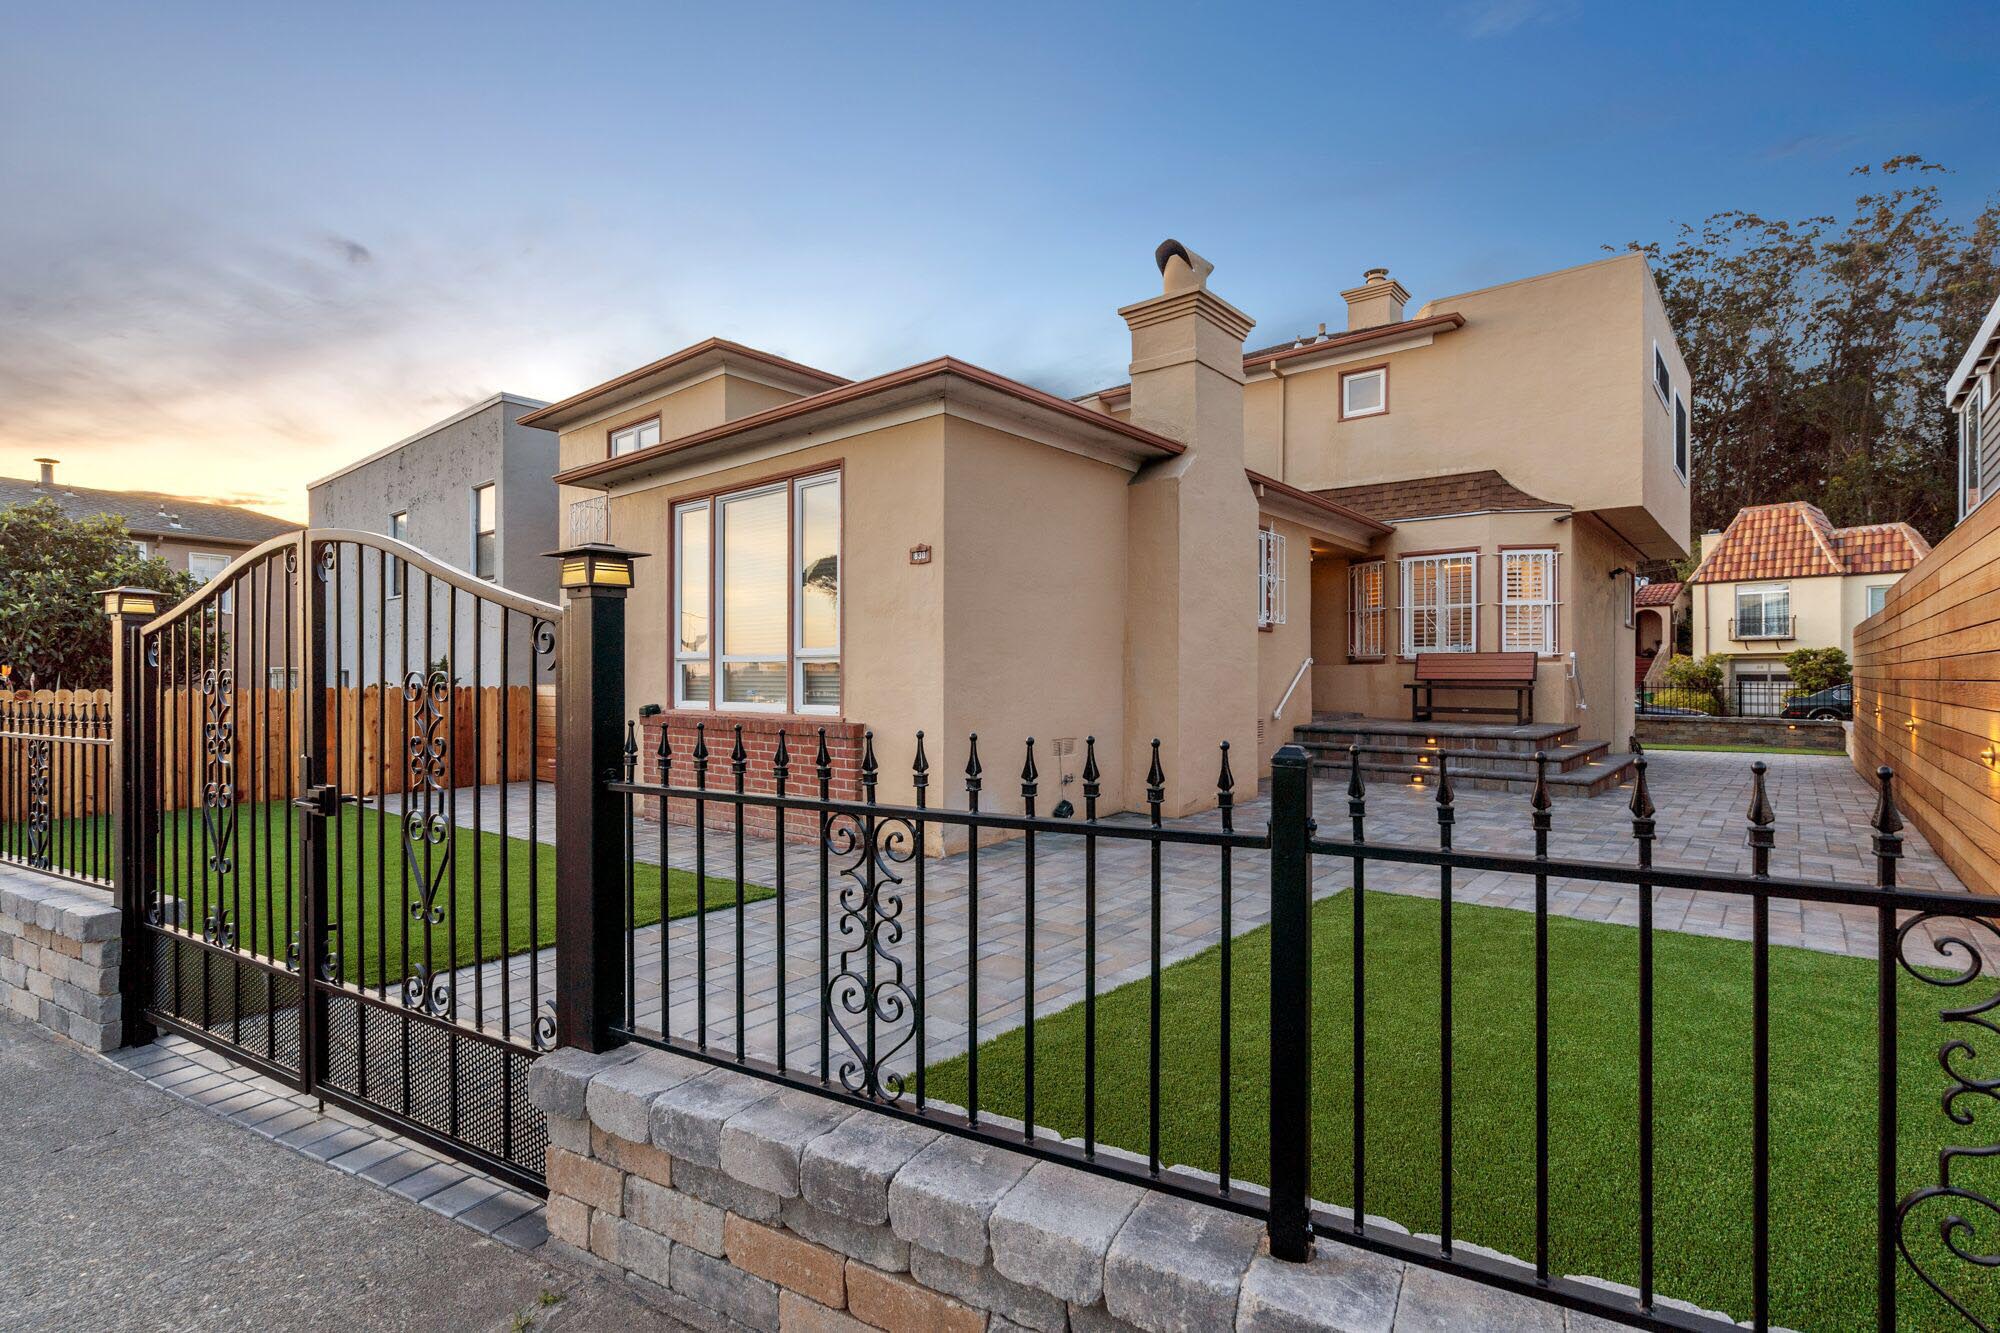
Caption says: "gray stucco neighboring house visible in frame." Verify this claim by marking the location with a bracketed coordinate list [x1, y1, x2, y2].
[307, 393, 558, 685]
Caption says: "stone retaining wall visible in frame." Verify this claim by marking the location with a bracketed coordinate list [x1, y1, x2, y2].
[1635, 714, 1843, 751]
[0, 865, 121, 1051]
[527, 1046, 1690, 1333]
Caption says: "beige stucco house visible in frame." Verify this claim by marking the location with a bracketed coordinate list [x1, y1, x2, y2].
[1688, 501, 1928, 713]
[529, 243, 1690, 829]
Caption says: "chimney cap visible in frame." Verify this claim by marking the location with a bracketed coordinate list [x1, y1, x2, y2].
[1363, 266, 1391, 283]
[32, 457, 56, 486]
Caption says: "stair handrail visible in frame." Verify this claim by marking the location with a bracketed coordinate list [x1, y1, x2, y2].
[1272, 656, 1314, 722]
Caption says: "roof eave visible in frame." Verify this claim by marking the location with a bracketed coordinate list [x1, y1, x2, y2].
[519, 337, 850, 432]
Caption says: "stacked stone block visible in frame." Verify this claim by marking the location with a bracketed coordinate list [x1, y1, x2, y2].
[0, 868, 122, 1051]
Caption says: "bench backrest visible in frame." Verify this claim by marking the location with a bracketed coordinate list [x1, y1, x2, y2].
[1412, 651, 1538, 684]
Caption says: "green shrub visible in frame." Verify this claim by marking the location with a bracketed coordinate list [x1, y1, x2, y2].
[1783, 647, 1850, 697]
[1662, 652, 1728, 696]
[1647, 687, 1722, 715]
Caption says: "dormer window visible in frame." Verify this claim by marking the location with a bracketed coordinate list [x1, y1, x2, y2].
[610, 417, 661, 457]
[1340, 366, 1388, 420]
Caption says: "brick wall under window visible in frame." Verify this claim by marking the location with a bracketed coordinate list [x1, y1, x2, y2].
[638, 712, 869, 845]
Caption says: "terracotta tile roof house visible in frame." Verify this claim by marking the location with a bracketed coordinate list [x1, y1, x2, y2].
[533, 242, 1691, 826]
[1687, 502, 1927, 705]
[1634, 579, 1683, 607]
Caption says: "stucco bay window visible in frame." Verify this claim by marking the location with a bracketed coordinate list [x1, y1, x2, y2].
[1402, 552, 1476, 655]
[1348, 560, 1385, 658]
[673, 470, 841, 713]
[1501, 549, 1558, 654]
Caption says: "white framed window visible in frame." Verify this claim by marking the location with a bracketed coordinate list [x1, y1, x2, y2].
[1340, 367, 1387, 419]
[1500, 549, 1559, 654]
[1734, 584, 1791, 639]
[1402, 552, 1477, 655]
[1653, 341, 1672, 407]
[132, 539, 150, 559]
[472, 484, 497, 580]
[672, 503, 712, 707]
[1347, 560, 1386, 658]
[1962, 401, 1984, 518]
[793, 473, 841, 713]
[674, 470, 842, 713]
[1865, 584, 1890, 617]
[187, 551, 233, 613]
[388, 510, 408, 597]
[1673, 391, 1689, 482]
[610, 418, 661, 457]
[1257, 528, 1287, 627]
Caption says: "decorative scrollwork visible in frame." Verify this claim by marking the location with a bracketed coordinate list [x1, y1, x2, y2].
[23, 735, 52, 869]
[203, 905, 235, 949]
[403, 963, 454, 1018]
[534, 1002, 559, 1052]
[1895, 910, 2000, 1326]
[823, 810, 919, 1102]
[530, 617, 556, 661]
[402, 668, 453, 926]
[200, 668, 236, 875]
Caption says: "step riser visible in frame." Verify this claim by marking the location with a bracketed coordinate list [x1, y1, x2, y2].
[1294, 730, 1573, 755]
[1310, 763, 1631, 798]
[1297, 746, 1603, 776]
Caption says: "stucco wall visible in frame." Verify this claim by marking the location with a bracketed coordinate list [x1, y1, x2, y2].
[1691, 572, 1900, 669]
[1255, 514, 1317, 773]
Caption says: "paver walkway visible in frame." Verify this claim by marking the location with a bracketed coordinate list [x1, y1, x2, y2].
[0, 1010, 687, 1331]
[432, 748, 1981, 1081]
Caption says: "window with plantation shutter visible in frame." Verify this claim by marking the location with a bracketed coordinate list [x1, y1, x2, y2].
[1402, 552, 1476, 655]
[1501, 549, 1559, 654]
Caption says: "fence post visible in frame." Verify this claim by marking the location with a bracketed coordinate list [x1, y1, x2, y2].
[551, 544, 642, 1053]
[1267, 742, 1315, 1261]
[102, 587, 161, 1048]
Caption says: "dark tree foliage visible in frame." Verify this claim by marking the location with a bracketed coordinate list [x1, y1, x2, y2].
[0, 498, 199, 689]
[1621, 157, 2000, 545]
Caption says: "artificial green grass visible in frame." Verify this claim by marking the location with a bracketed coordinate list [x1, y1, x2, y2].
[1639, 742, 1846, 757]
[926, 887, 1996, 1331]
[19, 802, 770, 990]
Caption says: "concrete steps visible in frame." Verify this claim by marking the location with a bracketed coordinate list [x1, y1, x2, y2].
[1292, 716, 1637, 798]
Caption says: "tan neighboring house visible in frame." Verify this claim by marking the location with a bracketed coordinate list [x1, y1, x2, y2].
[0, 458, 300, 642]
[529, 243, 1689, 831]
[1688, 501, 1927, 713]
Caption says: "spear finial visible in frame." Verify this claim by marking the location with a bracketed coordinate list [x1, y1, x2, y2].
[964, 733, 983, 795]
[860, 730, 878, 801]
[1745, 760, 1774, 874]
[1435, 751, 1454, 821]
[912, 730, 929, 796]
[1146, 738, 1166, 824]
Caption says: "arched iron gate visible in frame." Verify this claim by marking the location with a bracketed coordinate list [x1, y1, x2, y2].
[130, 530, 560, 1189]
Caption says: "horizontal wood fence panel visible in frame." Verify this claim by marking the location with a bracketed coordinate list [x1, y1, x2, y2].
[1853, 494, 2000, 894]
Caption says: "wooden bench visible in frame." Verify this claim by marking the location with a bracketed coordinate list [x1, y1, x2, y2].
[1406, 651, 1539, 724]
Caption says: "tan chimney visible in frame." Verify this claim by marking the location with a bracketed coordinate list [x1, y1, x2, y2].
[1341, 267, 1409, 331]
[1118, 239, 1259, 816]
[33, 457, 56, 487]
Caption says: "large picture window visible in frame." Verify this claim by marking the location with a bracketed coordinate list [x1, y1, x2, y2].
[1348, 560, 1385, 658]
[1500, 549, 1558, 654]
[1402, 552, 1476, 655]
[674, 470, 841, 713]
[1734, 585, 1791, 640]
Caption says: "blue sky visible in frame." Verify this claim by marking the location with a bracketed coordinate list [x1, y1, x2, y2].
[2, 0, 1994, 518]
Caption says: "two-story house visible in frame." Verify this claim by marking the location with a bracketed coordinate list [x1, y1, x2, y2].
[530, 242, 1690, 830]
[1953, 290, 1999, 519]
[1688, 502, 1927, 714]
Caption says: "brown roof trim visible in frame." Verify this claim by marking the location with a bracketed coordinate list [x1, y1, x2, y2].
[1246, 469, 1394, 535]
[1082, 312, 1467, 403]
[553, 356, 1186, 487]
[518, 337, 849, 429]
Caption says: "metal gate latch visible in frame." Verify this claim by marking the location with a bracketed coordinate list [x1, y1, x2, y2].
[294, 783, 340, 818]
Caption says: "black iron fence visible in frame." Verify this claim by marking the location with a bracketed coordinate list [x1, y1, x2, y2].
[1637, 681, 1797, 719]
[0, 691, 113, 884]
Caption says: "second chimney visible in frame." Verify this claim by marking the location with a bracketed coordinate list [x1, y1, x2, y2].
[33, 458, 57, 487]
[1341, 268, 1409, 331]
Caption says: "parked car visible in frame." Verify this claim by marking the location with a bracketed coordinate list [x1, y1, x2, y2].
[1780, 682, 1853, 721]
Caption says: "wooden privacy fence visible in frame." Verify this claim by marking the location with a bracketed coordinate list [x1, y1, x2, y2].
[149, 683, 548, 808]
[0, 689, 113, 824]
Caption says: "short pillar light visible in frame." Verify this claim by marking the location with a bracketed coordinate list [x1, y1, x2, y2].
[99, 586, 161, 618]
[548, 543, 643, 591]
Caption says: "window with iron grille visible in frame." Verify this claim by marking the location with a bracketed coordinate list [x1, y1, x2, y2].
[1402, 552, 1476, 654]
[1348, 560, 1385, 658]
[1258, 528, 1287, 627]
[1501, 549, 1558, 654]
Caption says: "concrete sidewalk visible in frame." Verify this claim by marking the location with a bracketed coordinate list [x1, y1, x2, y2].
[0, 1012, 685, 1332]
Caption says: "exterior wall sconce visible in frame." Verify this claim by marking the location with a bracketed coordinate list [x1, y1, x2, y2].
[99, 586, 161, 618]
[550, 543, 642, 590]
[1982, 746, 1996, 766]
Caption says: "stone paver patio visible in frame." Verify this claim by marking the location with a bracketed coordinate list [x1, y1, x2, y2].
[413, 747, 1984, 1078]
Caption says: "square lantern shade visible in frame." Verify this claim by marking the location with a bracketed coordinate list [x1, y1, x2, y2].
[99, 586, 161, 618]
[549, 543, 642, 590]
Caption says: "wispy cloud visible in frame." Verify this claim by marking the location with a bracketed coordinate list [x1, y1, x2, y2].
[1763, 131, 1864, 161]
[1453, 0, 1575, 39]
